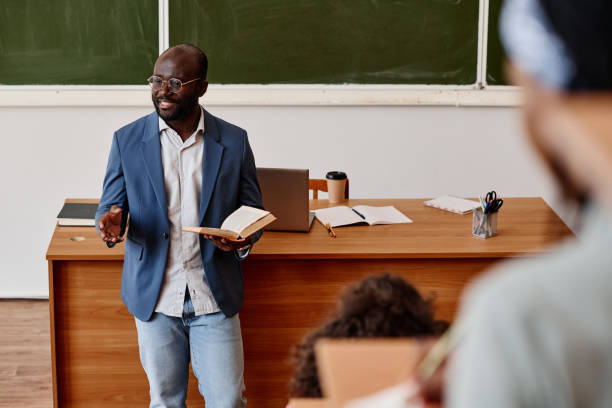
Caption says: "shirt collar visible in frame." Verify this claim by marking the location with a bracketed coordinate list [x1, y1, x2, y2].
[158, 105, 205, 135]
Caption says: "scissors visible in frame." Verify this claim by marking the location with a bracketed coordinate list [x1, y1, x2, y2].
[484, 190, 503, 214]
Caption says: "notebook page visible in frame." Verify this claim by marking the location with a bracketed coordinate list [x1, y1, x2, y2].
[220, 206, 269, 233]
[353, 205, 413, 225]
[345, 381, 420, 408]
[314, 206, 364, 227]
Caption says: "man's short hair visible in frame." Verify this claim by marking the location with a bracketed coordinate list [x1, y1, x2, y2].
[163, 43, 208, 80]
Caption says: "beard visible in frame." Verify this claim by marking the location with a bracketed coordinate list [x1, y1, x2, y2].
[152, 94, 198, 122]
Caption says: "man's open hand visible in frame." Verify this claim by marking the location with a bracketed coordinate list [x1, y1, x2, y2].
[98, 205, 124, 243]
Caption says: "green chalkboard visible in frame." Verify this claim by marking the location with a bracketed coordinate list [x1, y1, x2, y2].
[486, 0, 508, 85]
[0, 0, 158, 85]
[170, 0, 480, 85]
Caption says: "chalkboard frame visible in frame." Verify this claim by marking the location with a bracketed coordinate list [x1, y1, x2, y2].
[0, 0, 520, 107]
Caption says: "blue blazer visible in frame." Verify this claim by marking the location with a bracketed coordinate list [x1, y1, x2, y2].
[95, 110, 263, 321]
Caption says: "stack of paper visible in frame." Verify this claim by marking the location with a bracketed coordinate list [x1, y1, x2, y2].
[424, 195, 480, 214]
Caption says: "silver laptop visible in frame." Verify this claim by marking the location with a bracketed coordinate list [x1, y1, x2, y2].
[256, 168, 314, 232]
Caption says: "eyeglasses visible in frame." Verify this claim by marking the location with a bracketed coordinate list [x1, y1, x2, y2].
[147, 75, 201, 93]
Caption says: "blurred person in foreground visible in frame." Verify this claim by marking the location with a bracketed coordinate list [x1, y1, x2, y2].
[421, 0, 612, 407]
[289, 274, 448, 399]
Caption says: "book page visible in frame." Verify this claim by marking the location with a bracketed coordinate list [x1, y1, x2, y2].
[314, 206, 365, 227]
[220, 206, 269, 233]
[238, 213, 277, 239]
[353, 205, 413, 225]
[183, 226, 239, 239]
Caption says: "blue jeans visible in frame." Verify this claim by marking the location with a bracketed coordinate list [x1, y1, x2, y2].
[134, 293, 246, 408]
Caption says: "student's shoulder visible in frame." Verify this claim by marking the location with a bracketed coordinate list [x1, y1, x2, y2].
[460, 233, 605, 326]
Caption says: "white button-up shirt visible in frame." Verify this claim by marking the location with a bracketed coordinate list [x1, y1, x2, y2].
[154, 107, 220, 317]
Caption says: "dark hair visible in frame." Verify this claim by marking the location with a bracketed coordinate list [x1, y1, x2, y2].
[166, 43, 208, 80]
[538, 0, 612, 90]
[288, 274, 449, 398]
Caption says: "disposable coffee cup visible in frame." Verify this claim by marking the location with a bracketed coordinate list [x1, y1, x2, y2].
[326, 171, 347, 204]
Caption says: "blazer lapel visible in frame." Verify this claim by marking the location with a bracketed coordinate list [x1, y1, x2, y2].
[199, 110, 224, 225]
[140, 112, 169, 217]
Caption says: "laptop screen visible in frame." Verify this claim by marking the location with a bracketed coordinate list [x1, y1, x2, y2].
[256, 168, 311, 232]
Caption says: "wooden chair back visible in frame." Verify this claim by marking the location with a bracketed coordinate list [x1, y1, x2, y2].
[309, 179, 349, 199]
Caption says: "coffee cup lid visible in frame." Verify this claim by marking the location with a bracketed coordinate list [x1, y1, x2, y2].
[326, 171, 347, 180]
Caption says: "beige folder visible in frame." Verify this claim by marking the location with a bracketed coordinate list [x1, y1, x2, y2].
[288, 398, 331, 408]
[314, 339, 421, 408]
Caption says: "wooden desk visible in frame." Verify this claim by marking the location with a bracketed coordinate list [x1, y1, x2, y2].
[46, 198, 571, 407]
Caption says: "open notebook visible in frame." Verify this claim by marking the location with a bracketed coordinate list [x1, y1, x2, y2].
[314, 205, 412, 228]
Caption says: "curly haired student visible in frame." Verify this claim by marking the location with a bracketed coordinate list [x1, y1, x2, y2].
[288, 274, 448, 398]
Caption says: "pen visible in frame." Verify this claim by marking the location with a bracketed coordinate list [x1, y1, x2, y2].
[416, 322, 464, 382]
[417, 327, 453, 381]
[479, 196, 486, 213]
[325, 222, 336, 238]
[351, 208, 366, 220]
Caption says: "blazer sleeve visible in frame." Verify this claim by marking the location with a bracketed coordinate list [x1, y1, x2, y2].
[95, 132, 129, 247]
[237, 131, 264, 245]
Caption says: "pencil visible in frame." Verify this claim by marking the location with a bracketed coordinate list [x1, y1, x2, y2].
[416, 322, 464, 382]
[325, 222, 336, 238]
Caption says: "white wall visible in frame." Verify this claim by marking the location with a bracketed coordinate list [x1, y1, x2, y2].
[0, 103, 562, 298]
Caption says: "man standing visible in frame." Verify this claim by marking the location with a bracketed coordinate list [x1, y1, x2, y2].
[96, 44, 261, 407]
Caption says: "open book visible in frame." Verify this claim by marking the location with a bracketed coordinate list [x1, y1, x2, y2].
[314, 205, 412, 228]
[183, 206, 276, 241]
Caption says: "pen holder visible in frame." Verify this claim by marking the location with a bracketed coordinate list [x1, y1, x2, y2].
[472, 208, 498, 239]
